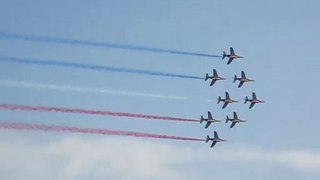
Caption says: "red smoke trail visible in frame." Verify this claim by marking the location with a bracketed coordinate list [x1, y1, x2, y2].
[0, 104, 199, 123]
[0, 122, 204, 142]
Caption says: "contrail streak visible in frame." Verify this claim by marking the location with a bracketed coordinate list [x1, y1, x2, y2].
[0, 80, 187, 100]
[0, 122, 205, 142]
[0, 31, 221, 58]
[0, 104, 199, 123]
[0, 56, 204, 80]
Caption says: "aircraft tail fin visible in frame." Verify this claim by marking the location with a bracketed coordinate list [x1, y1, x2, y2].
[200, 116, 204, 123]
[225, 116, 230, 123]
[245, 96, 249, 104]
[206, 135, 210, 143]
[222, 51, 226, 59]
[233, 75, 237, 83]
[217, 96, 222, 104]
[205, 73, 209, 81]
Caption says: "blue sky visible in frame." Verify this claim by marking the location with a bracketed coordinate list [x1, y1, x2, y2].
[0, 0, 320, 179]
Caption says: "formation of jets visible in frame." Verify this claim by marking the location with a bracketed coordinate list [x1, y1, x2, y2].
[202, 47, 264, 148]
[205, 69, 254, 88]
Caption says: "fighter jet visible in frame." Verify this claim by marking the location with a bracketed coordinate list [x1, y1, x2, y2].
[200, 111, 221, 128]
[233, 71, 254, 88]
[225, 112, 246, 128]
[222, 47, 243, 65]
[245, 92, 265, 109]
[205, 69, 226, 86]
[217, 92, 238, 109]
[206, 131, 226, 148]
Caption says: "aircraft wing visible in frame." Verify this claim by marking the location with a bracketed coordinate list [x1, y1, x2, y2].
[227, 57, 234, 65]
[208, 111, 212, 119]
[252, 92, 257, 99]
[222, 102, 228, 109]
[205, 121, 212, 129]
[238, 81, 244, 88]
[214, 131, 218, 138]
[211, 141, 217, 148]
[230, 47, 235, 55]
[233, 112, 238, 119]
[241, 71, 246, 78]
[249, 102, 256, 109]
[225, 92, 230, 99]
[213, 69, 217, 76]
[210, 79, 216, 86]
[230, 122, 236, 128]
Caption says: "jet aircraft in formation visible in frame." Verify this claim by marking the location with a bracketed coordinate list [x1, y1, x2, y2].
[203, 47, 264, 148]
[222, 47, 243, 65]
[245, 92, 265, 109]
[217, 92, 238, 109]
[200, 111, 221, 128]
[205, 69, 226, 86]
[206, 131, 226, 148]
[233, 71, 254, 88]
[225, 112, 246, 128]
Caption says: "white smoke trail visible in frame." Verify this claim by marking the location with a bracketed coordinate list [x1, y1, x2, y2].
[0, 80, 188, 100]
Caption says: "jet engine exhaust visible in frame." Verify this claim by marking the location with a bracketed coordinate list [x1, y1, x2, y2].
[0, 56, 204, 80]
[0, 122, 205, 142]
[0, 104, 199, 123]
[0, 31, 221, 58]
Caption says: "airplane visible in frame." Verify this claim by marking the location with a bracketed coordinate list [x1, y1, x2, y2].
[217, 92, 238, 109]
[222, 47, 243, 65]
[233, 71, 254, 88]
[206, 131, 226, 148]
[205, 69, 226, 86]
[200, 111, 221, 128]
[245, 92, 265, 109]
[225, 112, 246, 128]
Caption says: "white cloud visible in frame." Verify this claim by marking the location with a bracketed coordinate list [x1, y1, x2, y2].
[0, 135, 319, 180]
[205, 146, 320, 171]
[0, 136, 188, 180]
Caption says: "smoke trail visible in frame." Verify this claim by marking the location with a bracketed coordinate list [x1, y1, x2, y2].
[0, 31, 221, 58]
[0, 104, 199, 123]
[0, 122, 204, 142]
[0, 80, 187, 100]
[0, 56, 204, 80]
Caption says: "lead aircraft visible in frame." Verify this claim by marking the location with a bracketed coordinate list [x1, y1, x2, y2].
[245, 92, 265, 109]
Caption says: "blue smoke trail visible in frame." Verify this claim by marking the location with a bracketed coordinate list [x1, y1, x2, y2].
[0, 32, 221, 58]
[0, 56, 204, 80]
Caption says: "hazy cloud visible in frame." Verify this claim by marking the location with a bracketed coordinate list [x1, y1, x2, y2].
[0, 136, 319, 180]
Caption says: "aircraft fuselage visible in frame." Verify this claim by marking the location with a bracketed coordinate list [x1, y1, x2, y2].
[211, 137, 226, 142]
[249, 99, 264, 103]
[209, 76, 225, 81]
[227, 54, 243, 59]
[225, 99, 238, 103]
[207, 119, 220, 123]
[240, 78, 253, 82]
